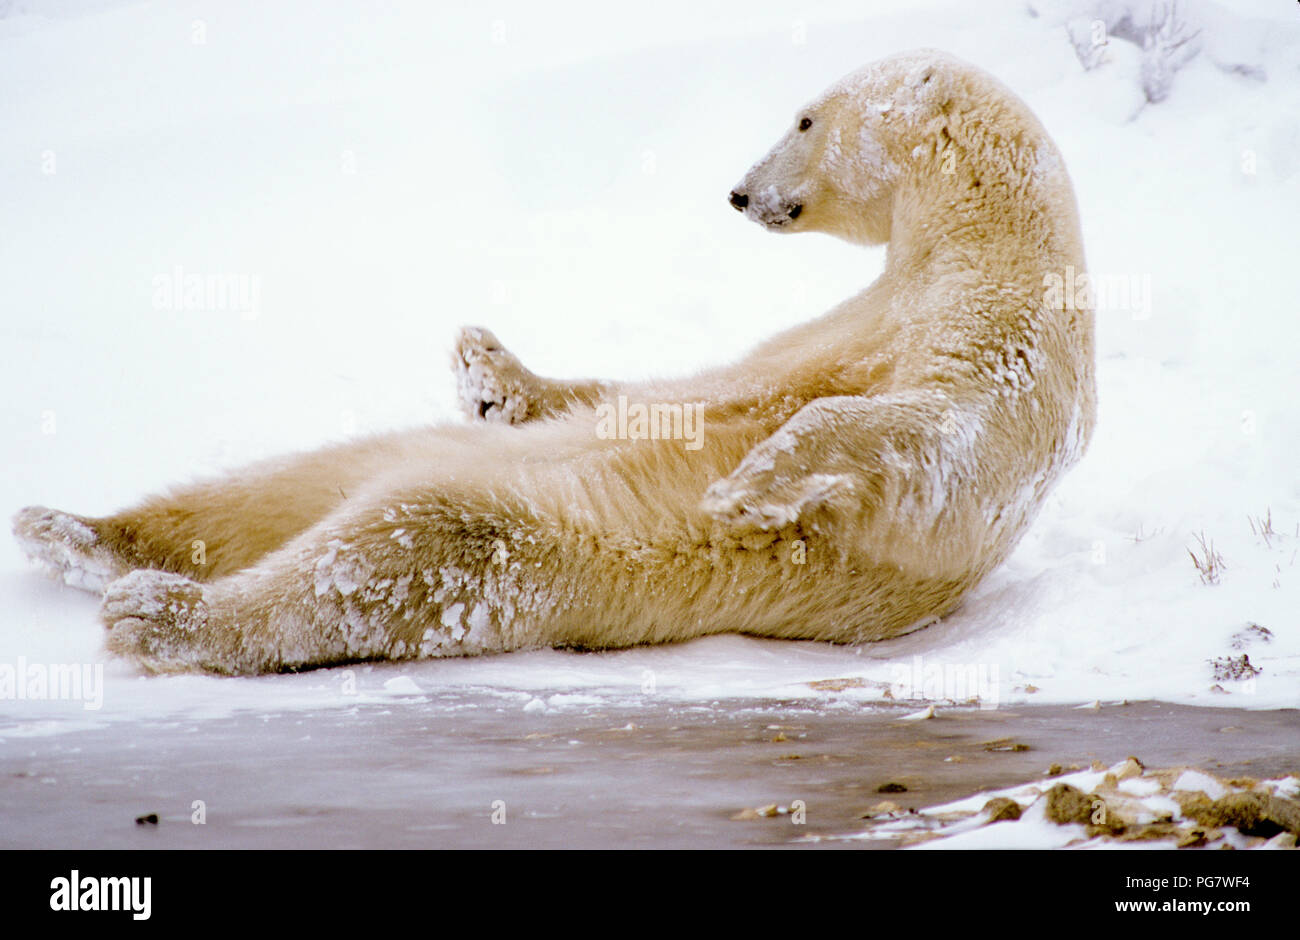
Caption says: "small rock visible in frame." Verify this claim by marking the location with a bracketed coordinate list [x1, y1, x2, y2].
[982, 737, 1030, 752]
[731, 803, 780, 821]
[1263, 795, 1300, 835]
[1184, 791, 1300, 838]
[1047, 763, 1064, 777]
[1177, 829, 1210, 849]
[1209, 654, 1261, 682]
[1113, 757, 1144, 781]
[1117, 822, 1181, 843]
[983, 797, 1022, 823]
[808, 677, 867, 692]
[898, 704, 936, 721]
[1044, 783, 1095, 825]
[876, 782, 908, 793]
[1086, 808, 1126, 837]
[861, 800, 901, 818]
[135, 813, 159, 826]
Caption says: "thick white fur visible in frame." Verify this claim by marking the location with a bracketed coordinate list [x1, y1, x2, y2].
[13, 51, 1095, 674]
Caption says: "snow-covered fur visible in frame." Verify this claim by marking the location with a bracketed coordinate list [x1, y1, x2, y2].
[12, 50, 1095, 675]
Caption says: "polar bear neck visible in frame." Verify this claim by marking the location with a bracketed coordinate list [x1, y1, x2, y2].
[881, 99, 1086, 278]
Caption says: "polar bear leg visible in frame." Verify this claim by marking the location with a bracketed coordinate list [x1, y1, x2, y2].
[100, 474, 604, 673]
[97, 434, 809, 673]
[14, 426, 461, 588]
[12, 506, 130, 593]
[454, 326, 610, 424]
[700, 390, 976, 562]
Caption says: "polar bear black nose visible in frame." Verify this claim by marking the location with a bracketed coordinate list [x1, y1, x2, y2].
[729, 191, 748, 210]
[788, 204, 802, 220]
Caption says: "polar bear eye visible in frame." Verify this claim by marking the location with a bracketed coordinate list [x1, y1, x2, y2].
[798, 117, 813, 132]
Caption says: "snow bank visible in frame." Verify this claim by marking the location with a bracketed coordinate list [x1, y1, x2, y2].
[1, 0, 1296, 737]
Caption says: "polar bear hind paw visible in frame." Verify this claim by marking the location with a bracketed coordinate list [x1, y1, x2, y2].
[11, 506, 125, 594]
[101, 570, 217, 673]
[453, 326, 542, 425]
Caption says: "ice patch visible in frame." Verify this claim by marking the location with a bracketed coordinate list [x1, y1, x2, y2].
[382, 676, 423, 696]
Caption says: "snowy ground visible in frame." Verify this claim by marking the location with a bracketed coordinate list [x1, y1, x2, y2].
[1, 0, 1298, 759]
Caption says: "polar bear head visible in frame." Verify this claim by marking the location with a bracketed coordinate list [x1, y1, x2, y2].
[729, 50, 967, 246]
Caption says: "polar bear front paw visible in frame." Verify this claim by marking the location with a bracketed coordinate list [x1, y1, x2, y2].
[101, 570, 215, 673]
[453, 326, 542, 425]
[701, 473, 855, 531]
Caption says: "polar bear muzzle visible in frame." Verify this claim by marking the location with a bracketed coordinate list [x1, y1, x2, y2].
[729, 188, 803, 223]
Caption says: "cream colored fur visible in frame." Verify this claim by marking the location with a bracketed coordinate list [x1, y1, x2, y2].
[13, 50, 1095, 675]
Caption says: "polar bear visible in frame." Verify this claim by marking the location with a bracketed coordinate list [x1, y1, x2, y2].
[13, 50, 1095, 674]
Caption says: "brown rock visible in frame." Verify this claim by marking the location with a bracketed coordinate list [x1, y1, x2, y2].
[982, 797, 1022, 823]
[1113, 757, 1144, 781]
[808, 677, 867, 692]
[1183, 791, 1300, 838]
[1263, 794, 1300, 835]
[1117, 822, 1181, 843]
[861, 800, 901, 819]
[982, 737, 1030, 752]
[1045, 783, 1096, 825]
[731, 803, 780, 821]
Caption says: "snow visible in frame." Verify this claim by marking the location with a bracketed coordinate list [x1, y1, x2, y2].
[1, 0, 1298, 739]
[1172, 768, 1228, 800]
[833, 762, 1300, 849]
[380, 675, 423, 696]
